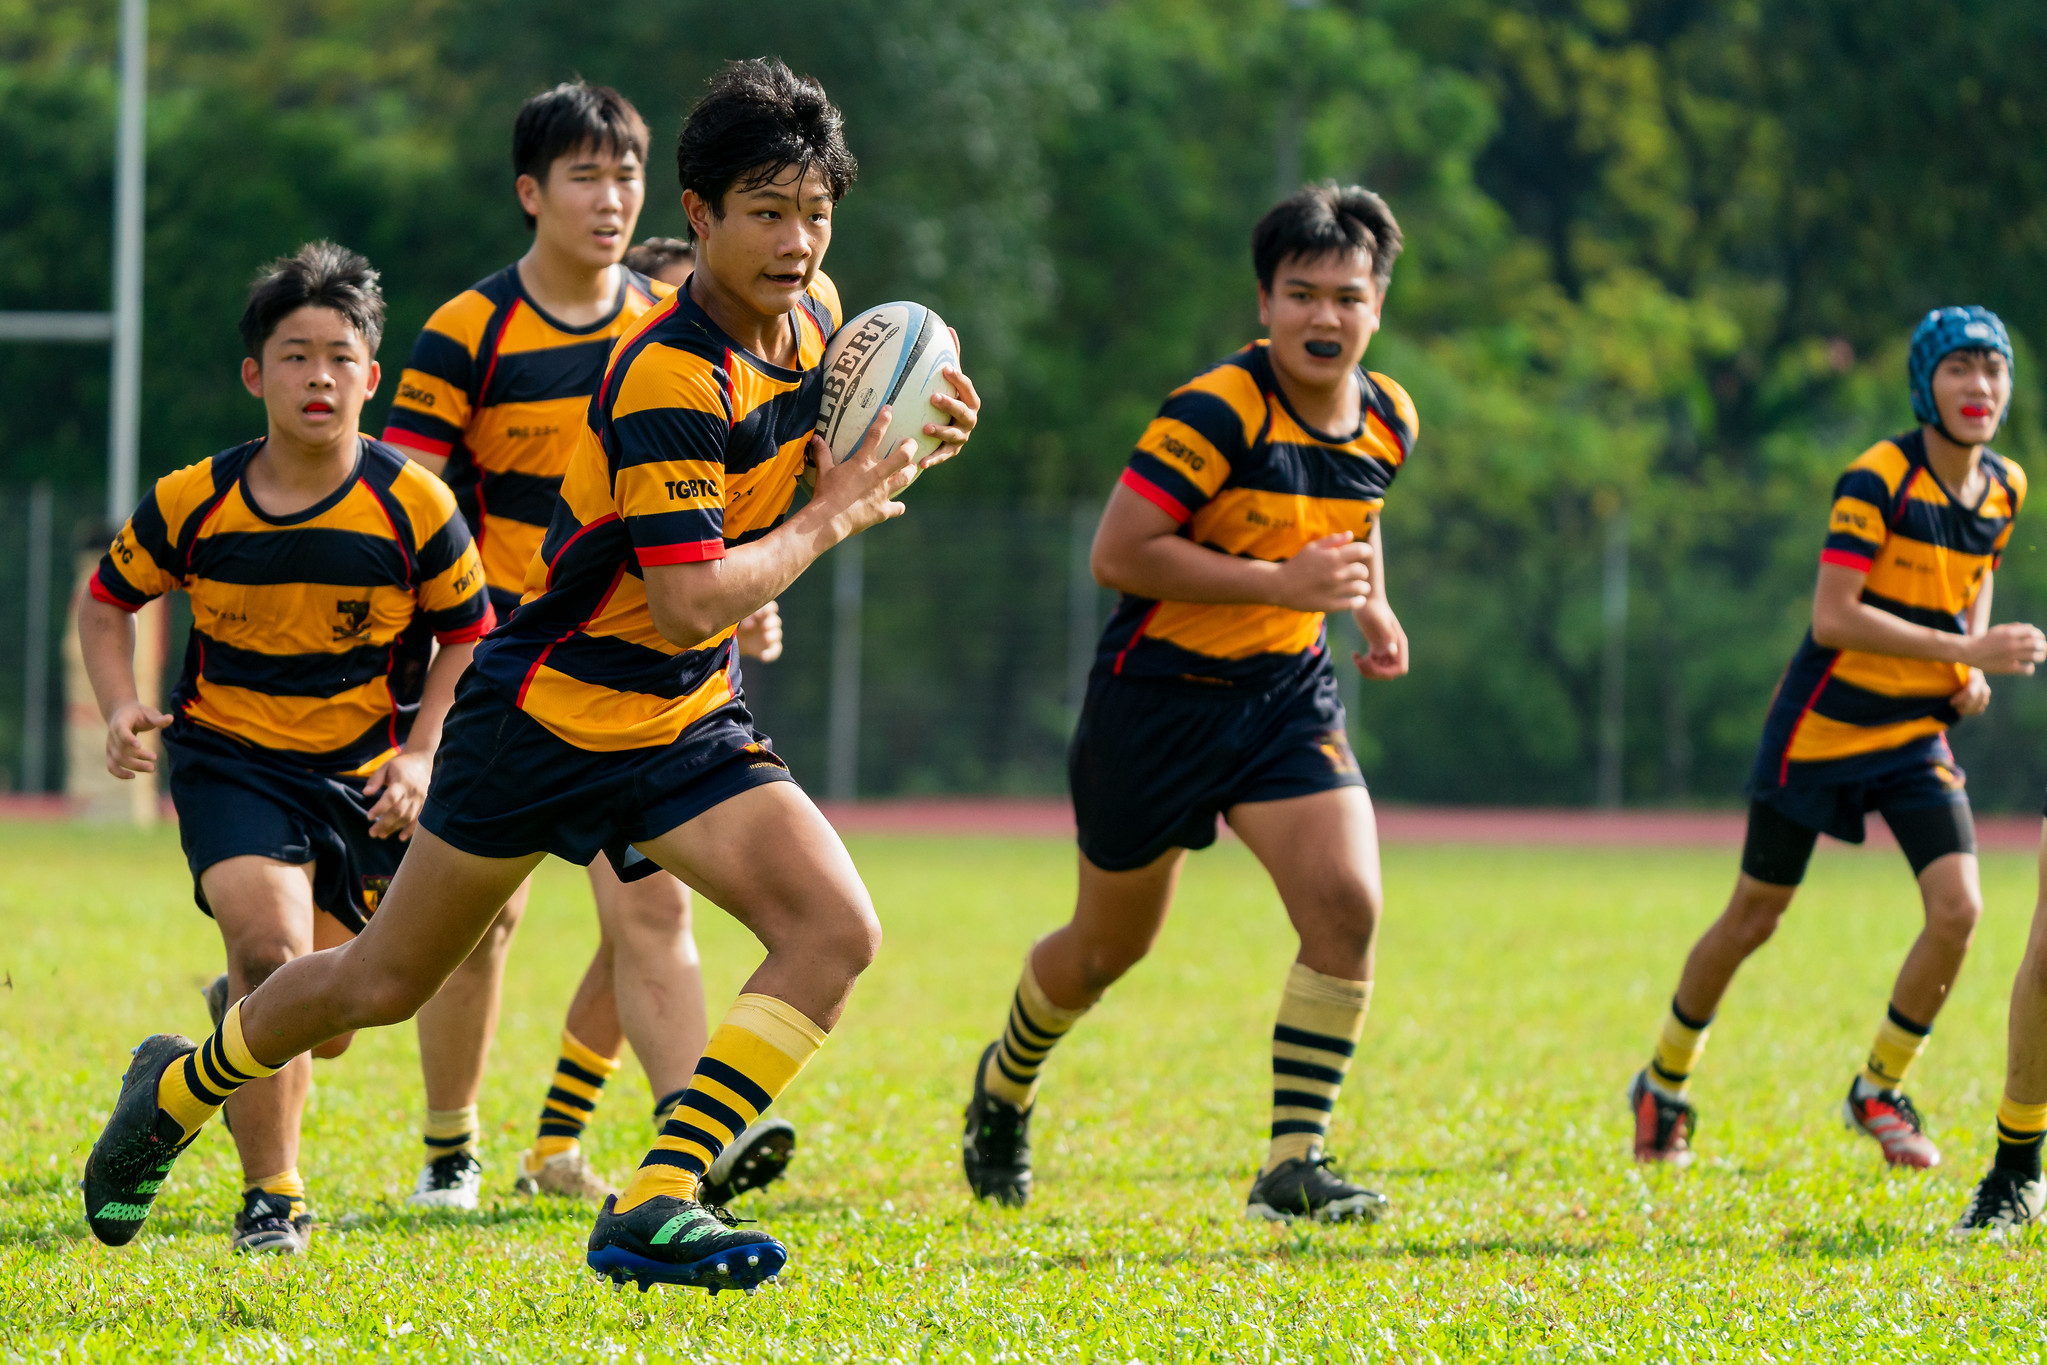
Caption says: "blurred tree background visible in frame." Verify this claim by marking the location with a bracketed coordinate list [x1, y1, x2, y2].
[6, 0, 2047, 806]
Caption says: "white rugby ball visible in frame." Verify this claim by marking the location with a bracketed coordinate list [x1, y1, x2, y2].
[814, 301, 959, 489]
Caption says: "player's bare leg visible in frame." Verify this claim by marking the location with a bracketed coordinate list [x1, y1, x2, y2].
[202, 856, 341, 1252]
[1839, 851, 1981, 1167]
[1959, 827, 2047, 1233]
[960, 850, 1182, 1205]
[1228, 787, 1388, 1221]
[408, 878, 526, 1207]
[516, 861, 713, 1202]
[586, 782, 880, 1287]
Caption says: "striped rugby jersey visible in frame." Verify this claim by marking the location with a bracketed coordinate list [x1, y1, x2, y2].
[381, 265, 672, 603]
[1098, 340, 1417, 688]
[91, 437, 493, 773]
[467, 273, 843, 752]
[1755, 429, 2026, 788]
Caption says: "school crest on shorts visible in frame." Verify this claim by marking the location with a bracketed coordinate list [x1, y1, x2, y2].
[360, 875, 390, 916]
[333, 599, 372, 640]
[1319, 730, 1361, 778]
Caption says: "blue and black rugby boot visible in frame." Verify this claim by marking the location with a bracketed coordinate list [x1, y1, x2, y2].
[962, 1041, 1032, 1206]
[83, 1033, 200, 1246]
[585, 1193, 787, 1294]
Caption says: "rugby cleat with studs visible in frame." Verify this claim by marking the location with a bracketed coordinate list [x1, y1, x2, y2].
[1954, 1166, 2046, 1238]
[1843, 1081, 1940, 1168]
[1628, 1069, 1697, 1166]
[585, 1193, 786, 1293]
[231, 1187, 312, 1255]
[83, 1034, 201, 1246]
[962, 1042, 1032, 1206]
[699, 1117, 797, 1207]
[1245, 1153, 1388, 1223]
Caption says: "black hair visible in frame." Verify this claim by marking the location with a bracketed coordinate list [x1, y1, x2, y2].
[512, 81, 649, 229]
[1253, 181, 1403, 293]
[624, 237, 694, 274]
[239, 241, 384, 359]
[676, 57, 857, 218]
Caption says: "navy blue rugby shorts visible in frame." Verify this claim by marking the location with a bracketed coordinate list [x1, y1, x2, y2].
[165, 720, 403, 934]
[419, 670, 795, 881]
[1070, 660, 1365, 872]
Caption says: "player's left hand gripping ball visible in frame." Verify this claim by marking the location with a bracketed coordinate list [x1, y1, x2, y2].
[919, 338, 980, 474]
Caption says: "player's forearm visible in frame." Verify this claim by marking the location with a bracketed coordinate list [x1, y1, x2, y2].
[1093, 531, 1288, 606]
[1813, 599, 1973, 663]
[403, 642, 476, 755]
[77, 595, 143, 722]
[644, 515, 831, 649]
[1971, 572, 1995, 636]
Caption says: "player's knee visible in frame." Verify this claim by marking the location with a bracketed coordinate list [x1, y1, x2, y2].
[312, 1030, 356, 1060]
[1926, 893, 1982, 945]
[354, 967, 440, 1028]
[232, 942, 296, 993]
[821, 895, 882, 975]
[1076, 938, 1148, 994]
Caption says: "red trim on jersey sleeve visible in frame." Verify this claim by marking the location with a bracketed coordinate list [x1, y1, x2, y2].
[1820, 548, 1874, 572]
[433, 602, 496, 645]
[381, 426, 454, 459]
[637, 539, 727, 566]
[1120, 468, 1191, 524]
[88, 572, 145, 612]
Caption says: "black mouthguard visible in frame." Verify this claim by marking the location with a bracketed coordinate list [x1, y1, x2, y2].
[1304, 340, 1342, 358]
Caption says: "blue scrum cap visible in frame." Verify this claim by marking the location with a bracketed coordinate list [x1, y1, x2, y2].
[1909, 306, 2013, 429]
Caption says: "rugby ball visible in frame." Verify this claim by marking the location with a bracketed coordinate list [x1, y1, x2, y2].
[814, 301, 960, 489]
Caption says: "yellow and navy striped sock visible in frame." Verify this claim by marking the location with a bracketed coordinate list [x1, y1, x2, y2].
[1266, 963, 1372, 1173]
[614, 994, 825, 1213]
[652, 1086, 688, 1130]
[1861, 1004, 1931, 1091]
[245, 1167, 306, 1220]
[982, 952, 1089, 1108]
[155, 1000, 279, 1140]
[533, 1029, 621, 1161]
[1649, 998, 1712, 1096]
[1995, 1094, 2047, 1180]
[424, 1104, 478, 1162]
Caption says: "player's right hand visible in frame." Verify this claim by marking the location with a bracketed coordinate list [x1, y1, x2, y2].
[105, 700, 171, 779]
[808, 407, 918, 542]
[1271, 531, 1372, 613]
[1964, 622, 2047, 675]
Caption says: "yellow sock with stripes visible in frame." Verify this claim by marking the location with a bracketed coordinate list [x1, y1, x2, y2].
[424, 1104, 478, 1161]
[245, 1167, 306, 1220]
[1996, 1094, 2047, 1179]
[982, 951, 1090, 1108]
[533, 1029, 622, 1161]
[1861, 1004, 1931, 1091]
[1649, 999, 1712, 1096]
[1265, 963, 1372, 1174]
[614, 994, 825, 1213]
[155, 1000, 280, 1140]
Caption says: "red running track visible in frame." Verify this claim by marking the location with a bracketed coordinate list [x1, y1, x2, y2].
[1, 794, 2037, 851]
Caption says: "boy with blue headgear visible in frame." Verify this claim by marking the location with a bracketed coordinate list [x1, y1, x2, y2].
[1629, 305, 2045, 1173]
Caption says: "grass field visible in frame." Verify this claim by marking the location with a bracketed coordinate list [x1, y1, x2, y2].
[6, 820, 2047, 1361]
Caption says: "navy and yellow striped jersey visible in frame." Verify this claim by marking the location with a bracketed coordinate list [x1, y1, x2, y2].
[91, 437, 493, 773]
[1755, 430, 2026, 788]
[381, 265, 673, 604]
[1097, 340, 1417, 688]
[467, 273, 843, 752]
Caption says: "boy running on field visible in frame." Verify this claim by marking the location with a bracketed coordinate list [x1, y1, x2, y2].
[1631, 307, 2045, 1170]
[961, 182, 1414, 1223]
[381, 80, 790, 1212]
[84, 57, 980, 1293]
[78, 242, 491, 1255]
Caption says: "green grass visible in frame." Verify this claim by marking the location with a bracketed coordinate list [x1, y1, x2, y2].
[6, 820, 2047, 1361]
